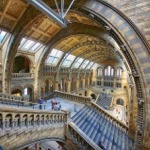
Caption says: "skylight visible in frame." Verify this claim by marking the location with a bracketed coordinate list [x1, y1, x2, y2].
[86, 62, 94, 69]
[73, 57, 84, 68]
[80, 60, 89, 69]
[0, 30, 7, 43]
[61, 54, 76, 67]
[91, 63, 98, 69]
[45, 48, 63, 66]
[19, 38, 43, 52]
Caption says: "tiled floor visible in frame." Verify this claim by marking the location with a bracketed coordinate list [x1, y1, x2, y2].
[0, 97, 85, 117]
[46, 97, 85, 117]
[107, 105, 126, 124]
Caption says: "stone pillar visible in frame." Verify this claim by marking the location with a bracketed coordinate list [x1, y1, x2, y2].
[113, 78, 116, 88]
[2, 121, 5, 130]
[76, 80, 79, 94]
[67, 80, 71, 93]
[101, 77, 104, 87]
[55, 82, 59, 90]
[87, 77, 90, 88]
[82, 78, 85, 89]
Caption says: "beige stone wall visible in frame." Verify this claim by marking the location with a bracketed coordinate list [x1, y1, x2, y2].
[105, 0, 150, 46]
[1, 126, 65, 150]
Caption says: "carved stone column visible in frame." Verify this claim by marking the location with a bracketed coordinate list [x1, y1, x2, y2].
[76, 80, 79, 94]
[67, 80, 71, 93]
[55, 82, 59, 90]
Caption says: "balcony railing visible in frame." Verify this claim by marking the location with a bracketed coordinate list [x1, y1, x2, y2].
[12, 73, 33, 79]
[54, 90, 91, 104]
[43, 65, 57, 72]
[0, 106, 69, 150]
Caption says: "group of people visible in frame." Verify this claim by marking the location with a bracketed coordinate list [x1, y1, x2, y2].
[37, 97, 62, 111]
[51, 98, 61, 110]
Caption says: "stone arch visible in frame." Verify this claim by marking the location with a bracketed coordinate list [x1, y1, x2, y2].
[35, 4, 150, 149]
[23, 85, 34, 102]
[13, 55, 33, 73]
[4, 10, 43, 93]
[11, 86, 23, 96]
[2, 1, 150, 149]
[15, 138, 65, 150]
[104, 65, 115, 77]
[116, 98, 124, 106]
[79, 1, 150, 148]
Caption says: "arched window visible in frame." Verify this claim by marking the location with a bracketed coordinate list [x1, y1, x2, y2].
[104, 66, 114, 77]
[116, 98, 124, 106]
[97, 67, 102, 76]
[116, 67, 122, 77]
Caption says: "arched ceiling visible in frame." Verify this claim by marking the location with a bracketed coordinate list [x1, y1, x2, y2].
[0, 0, 122, 69]
[53, 34, 118, 64]
[0, 0, 28, 31]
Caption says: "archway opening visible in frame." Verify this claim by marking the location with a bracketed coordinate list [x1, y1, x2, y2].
[13, 56, 30, 73]
[11, 89, 22, 96]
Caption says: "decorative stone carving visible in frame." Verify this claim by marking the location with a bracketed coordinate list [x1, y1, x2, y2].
[132, 69, 139, 77]
[137, 98, 144, 107]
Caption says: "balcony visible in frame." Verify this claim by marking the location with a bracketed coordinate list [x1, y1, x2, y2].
[11, 73, 34, 84]
[12, 73, 33, 79]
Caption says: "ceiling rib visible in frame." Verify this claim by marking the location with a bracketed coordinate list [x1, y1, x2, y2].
[26, 0, 75, 27]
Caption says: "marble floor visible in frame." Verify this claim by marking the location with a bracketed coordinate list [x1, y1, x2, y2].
[0, 97, 85, 117]
[107, 105, 127, 124]
[46, 97, 85, 117]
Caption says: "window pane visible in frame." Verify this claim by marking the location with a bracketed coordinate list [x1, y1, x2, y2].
[46, 49, 63, 66]
[31, 43, 41, 51]
[51, 49, 58, 56]
[86, 62, 94, 69]
[23, 40, 35, 49]
[0, 31, 7, 43]
[73, 57, 84, 68]
[91, 63, 97, 69]
[81, 60, 89, 69]
[61, 54, 75, 67]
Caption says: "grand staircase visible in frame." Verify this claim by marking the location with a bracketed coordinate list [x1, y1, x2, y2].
[69, 106, 134, 150]
[0, 106, 68, 150]
[96, 93, 112, 110]
[0, 92, 134, 150]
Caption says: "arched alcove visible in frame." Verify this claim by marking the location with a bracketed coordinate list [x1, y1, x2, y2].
[13, 56, 31, 73]
[23, 87, 33, 102]
[116, 98, 124, 106]
[11, 89, 22, 96]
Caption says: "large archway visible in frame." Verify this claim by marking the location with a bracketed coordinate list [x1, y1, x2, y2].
[3, 1, 150, 149]
[13, 56, 31, 73]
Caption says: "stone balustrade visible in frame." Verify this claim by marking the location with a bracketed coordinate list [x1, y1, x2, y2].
[0, 93, 49, 109]
[12, 73, 33, 78]
[0, 92, 23, 101]
[90, 101, 128, 133]
[0, 107, 68, 150]
[43, 65, 57, 72]
[0, 107, 68, 131]
[54, 90, 91, 104]
[68, 123, 101, 150]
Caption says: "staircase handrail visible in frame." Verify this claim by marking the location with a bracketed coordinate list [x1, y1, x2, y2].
[54, 90, 91, 104]
[0, 93, 45, 109]
[90, 101, 128, 132]
[68, 122, 102, 150]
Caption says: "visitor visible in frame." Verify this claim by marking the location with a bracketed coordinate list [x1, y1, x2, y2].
[51, 98, 57, 110]
[58, 102, 61, 110]
[38, 98, 43, 110]
[0, 145, 3, 150]
[74, 103, 77, 112]
[99, 142, 105, 149]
